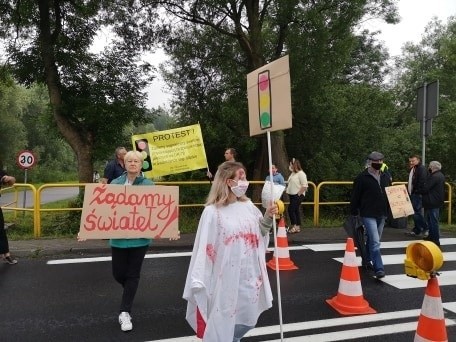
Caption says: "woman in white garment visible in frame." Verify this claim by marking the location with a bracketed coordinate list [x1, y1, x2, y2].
[183, 161, 278, 342]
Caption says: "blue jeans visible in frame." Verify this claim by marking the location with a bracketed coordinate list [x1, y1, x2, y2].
[361, 217, 385, 273]
[425, 208, 440, 245]
[410, 194, 427, 234]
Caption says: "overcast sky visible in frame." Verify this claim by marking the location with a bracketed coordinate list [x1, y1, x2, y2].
[145, 0, 456, 108]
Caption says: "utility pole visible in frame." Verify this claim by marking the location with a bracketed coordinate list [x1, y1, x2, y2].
[416, 80, 439, 165]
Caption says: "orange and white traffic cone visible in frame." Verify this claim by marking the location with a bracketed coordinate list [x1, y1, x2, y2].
[326, 238, 376, 315]
[267, 217, 298, 271]
[414, 277, 447, 342]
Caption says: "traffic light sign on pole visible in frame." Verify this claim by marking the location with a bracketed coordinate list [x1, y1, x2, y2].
[258, 70, 272, 129]
[133, 138, 153, 172]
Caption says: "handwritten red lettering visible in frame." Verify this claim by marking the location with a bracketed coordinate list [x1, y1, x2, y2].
[89, 185, 175, 214]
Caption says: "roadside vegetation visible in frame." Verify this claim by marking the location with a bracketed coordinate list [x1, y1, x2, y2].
[1, 2, 456, 238]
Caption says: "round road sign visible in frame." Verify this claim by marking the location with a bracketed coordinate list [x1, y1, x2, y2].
[16, 150, 37, 170]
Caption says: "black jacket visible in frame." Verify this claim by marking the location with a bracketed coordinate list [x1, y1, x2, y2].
[421, 170, 445, 209]
[409, 163, 427, 195]
[350, 168, 392, 218]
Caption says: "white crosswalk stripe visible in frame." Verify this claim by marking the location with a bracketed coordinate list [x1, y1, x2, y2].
[333, 251, 456, 266]
[304, 238, 456, 251]
[147, 302, 456, 342]
[326, 238, 456, 289]
[47, 237, 456, 340]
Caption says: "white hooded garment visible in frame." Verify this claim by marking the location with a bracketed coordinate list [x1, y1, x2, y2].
[183, 200, 273, 341]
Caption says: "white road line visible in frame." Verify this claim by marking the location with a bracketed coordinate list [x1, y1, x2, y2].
[47, 256, 112, 264]
[261, 320, 456, 342]
[305, 238, 456, 251]
[47, 251, 192, 265]
[333, 251, 456, 266]
[381, 270, 456, 289]
[146, 303, 456, 342]
[48, 238, 456, 265]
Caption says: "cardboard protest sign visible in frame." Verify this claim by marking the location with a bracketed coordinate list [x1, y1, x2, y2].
[385, 184, 414, 219]
[247, 55, 292, 136]
[131, 123, 208, 178]
[79, 184, 179, 239]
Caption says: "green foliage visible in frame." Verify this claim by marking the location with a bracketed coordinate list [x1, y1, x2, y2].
[0, 77, 27, 166]
[393, 17, 456, 180]
[0, 0, 159, 182]
[157, 0, 400, 181]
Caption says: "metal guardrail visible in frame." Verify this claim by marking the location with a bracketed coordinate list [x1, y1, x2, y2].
[0, 181, 453, 237]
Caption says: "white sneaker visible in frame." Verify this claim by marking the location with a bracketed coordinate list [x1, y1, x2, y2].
[119, 312, 133, 332]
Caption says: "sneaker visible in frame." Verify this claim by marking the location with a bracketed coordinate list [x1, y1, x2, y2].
[405, 231, 418, 237]
[423, 230, 429, 238]
[4, 256, 17, 265]
[375, 270, 385, 279]
[119, 312, 132, 332]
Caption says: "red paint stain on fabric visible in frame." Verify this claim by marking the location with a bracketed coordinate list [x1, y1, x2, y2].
[223, 232, 258, 248]
[206, 244, 216, 263]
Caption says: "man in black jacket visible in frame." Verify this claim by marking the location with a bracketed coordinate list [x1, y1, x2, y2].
[406, 155, 428, 237]
[422, 161, 445, 246]
[350, 151, 392, 279]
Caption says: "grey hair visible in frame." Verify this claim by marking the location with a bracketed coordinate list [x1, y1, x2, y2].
[429, 161, 442, 170]
[124, 150, 144, 163]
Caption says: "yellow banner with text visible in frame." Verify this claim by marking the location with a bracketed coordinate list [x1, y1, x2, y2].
[131, 124, 208, 177]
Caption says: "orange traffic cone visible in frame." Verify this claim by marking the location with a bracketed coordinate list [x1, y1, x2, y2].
[267, 217, 298, 271]
[414, 277, 447, 341]
[326, 238, 376, 315]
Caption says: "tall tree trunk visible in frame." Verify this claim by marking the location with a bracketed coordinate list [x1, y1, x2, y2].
[38, 0, 93, 183]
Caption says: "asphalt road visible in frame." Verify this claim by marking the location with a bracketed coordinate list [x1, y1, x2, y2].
[1, 240, 456, 342]
[0, 186, 80, 207]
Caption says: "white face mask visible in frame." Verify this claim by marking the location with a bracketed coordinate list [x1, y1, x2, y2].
[230, 180, 249, 197]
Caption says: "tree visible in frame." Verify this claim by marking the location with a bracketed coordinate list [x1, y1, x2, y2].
[0, 0, 156, 182]
[393, 17, 456, 180]
[0, 76, 27, 170]
[150, 0, 399, 181]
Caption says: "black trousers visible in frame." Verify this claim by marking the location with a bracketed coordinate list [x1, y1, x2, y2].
[111, 246, 148, 313]
[288, 194, 304, 226]
[0, 208, 9, 254]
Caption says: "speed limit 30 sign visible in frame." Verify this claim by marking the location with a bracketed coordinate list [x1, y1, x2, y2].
[16, 150, 37, 170]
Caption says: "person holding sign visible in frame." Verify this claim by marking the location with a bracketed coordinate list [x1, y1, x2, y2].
[350, 151, 391, 279]
[206, 147, 238, 179]
[108, 150, 181, 332]
[183, 161, 278, 342]
[0, 170, 17, 265]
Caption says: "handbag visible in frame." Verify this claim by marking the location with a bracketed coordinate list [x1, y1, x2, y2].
[343, 215, 363, 238]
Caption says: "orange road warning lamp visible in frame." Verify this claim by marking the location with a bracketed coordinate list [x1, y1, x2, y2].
[404, 241, 443, 280]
